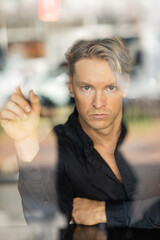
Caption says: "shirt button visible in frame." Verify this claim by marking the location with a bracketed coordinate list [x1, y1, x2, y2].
[87, 142, 92, 148]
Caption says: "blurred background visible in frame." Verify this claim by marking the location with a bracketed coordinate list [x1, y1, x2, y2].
[0, 0, 160, 239]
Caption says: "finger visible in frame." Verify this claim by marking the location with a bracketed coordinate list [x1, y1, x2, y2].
[72, 211, 79, 224]
[73, 197, 80, 203]
[72, 210, 75, 219]
[72, 209, 77, 220]
[5, 101, 28, 120]
[14, 87, 24, 97]
[29, 90, 41, 114]
[0, 109, 20, 121]
[0, 119, 11, 130]
[73, 198, 81, 206]
[11, 93, 31, 113]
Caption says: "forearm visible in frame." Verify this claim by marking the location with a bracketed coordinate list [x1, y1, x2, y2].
[18, 147, 70, 231]
[18, 159, 65, 240]
[72, 197, 160, 228]
[17, 132, 58, 220]
[106, 198, 160, 228]
[15, 133, 39, 162]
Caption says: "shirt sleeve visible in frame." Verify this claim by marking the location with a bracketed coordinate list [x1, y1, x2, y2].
[18, 158, 59, 222]
[55, 145, 74, 222]
[106, 197, 160, 228]
[18, 143, 74, 225]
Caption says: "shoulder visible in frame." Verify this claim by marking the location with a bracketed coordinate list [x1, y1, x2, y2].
[53, 110, 81, 154]
[53, 123, 84, 169]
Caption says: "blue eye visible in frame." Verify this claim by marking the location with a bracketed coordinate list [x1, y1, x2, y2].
[82, 86, 90, 91]
[108, 86, 116, 91]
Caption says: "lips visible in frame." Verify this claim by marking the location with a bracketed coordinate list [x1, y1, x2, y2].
[90, 114, 108, 119]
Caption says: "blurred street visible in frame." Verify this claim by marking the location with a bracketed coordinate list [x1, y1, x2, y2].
[0, 0, 160, 239]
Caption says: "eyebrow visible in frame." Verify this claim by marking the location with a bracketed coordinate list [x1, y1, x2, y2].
[76, 81, 91, 85]
[76, 81, 117, 86]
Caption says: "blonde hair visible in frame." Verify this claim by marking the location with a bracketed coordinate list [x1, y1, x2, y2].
[65, 37, 131, 78]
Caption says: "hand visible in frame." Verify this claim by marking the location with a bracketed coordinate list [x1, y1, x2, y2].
[72, 198, 107, 226]
[0, 87, 41, 162]
[0, 87, 41, 141]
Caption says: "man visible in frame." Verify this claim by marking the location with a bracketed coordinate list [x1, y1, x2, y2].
[0, 38, 160, 229]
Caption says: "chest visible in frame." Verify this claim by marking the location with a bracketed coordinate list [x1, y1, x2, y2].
[94, 147, 123, 184]
[62, 141, 129, 200]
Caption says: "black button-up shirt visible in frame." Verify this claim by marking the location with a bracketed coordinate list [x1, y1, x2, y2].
[18, 108, 160, 230]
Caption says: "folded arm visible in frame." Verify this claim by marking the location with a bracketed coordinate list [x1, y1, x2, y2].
[72, 197, 160, 228]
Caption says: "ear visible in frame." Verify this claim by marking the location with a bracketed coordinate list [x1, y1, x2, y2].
[122, 75, 130, 98]
[67, 76, 75, 98]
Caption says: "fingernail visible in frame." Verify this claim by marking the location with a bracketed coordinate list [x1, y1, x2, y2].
[23, 114, 28, 119]
[25, 106, 31, 112]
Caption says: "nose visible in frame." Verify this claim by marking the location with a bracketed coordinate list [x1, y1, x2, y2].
[92, 91, 106, 109]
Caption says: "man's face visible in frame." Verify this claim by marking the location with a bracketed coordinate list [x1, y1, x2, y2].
[68, 58, 128, 133]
